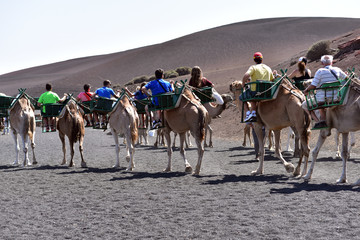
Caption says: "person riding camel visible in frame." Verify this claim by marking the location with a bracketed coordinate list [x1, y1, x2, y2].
[141, 68, 173, 129]
[188, 66, 224, 105]
[303, 55, 347, 129]
[240, 52, 275, 122]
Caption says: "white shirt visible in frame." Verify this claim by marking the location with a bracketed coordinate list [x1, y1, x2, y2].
[311, 65, 347, 102]
[311, 65, 347, 87]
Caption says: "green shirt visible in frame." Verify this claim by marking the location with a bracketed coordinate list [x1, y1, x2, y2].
[38, 91, 60, 104]
[38, 91, 60, 113]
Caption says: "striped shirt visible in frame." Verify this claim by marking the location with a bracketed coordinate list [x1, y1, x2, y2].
[311, 65, 347, 102]
[311, 65, 346, 87]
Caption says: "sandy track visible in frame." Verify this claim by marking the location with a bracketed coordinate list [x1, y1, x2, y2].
[0, 127, 359, 239]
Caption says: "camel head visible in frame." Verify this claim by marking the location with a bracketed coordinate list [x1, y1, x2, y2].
[229, 80, 243, 93]
[221, 94, 233, 104]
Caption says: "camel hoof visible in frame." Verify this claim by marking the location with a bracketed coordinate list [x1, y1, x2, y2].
[336, 178, 348, 184]
[303, 174, 311, 181]
[163, 168, 171, 172]
[125, 167, 133, 172]
[12, 161, 19, 166]
[113, 164, 120, 168]
[81, 162, 87, 168]
[352, 179, 360, 186]
[204, 143, 208, 148]
[242, 143, 246, 147]
[32, 161, 38, 165]
[285, 163, 295, 173]
[192, 171, 200, 176]
[185, 166, 193, 173]
[293, 168, 301, 177]
[251, 169, 263, 176]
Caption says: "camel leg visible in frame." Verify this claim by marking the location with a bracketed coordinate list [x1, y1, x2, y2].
[267, 130, 275, 151]
[111, 128, 120, 168]
[337, 132, 349, 183]
[79, 135, 87, 168]
[187, 131, 193, 147]
[11, 131, 20, 165]
[20, 134, 30, 166]
[204, 127, 208, 147]
[30, 131, 37, 165]
[273, 130, 295, 174]
[347, 132, 355, 160]
[242, 125, 249, 147]
[163, 130, 173, 172]
[208, 125, 213, 148]
[251, 124, 265, 175]
[172, 132, 177, 148]
[292, 127, 300, 158]
[125, 132, 135, 171]
[68, 138, 75, 167]
[335, 131, 341, 159]
[285, 127, 294, 152]
[59, 132, 67, 165]
[179, 132, 192, 173]
[304, 131, 327, 181]
[194, 136, 204, 175]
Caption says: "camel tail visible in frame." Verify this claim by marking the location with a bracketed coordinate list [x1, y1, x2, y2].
[198, 106, 206, 141]
[126, 107, 138, 145]
[71, 112, 81, 143]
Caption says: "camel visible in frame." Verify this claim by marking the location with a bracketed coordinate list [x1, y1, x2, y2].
[230, 81, 277, 151]
[57, 99, 87, 167]
[108, 96, 139, 171]
[162, 88, 209, 175]
[202, 94, 233, 147]
[303, 77, 360, 185]
[9, 94, 37, 166]
[243, 77, 311, 176]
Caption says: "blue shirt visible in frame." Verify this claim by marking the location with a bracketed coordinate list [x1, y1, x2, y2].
[145, 79, 173, 96]
[134, 90, 147, 100]
[95, 87, 116, 99]
[145, 79, 173, 106]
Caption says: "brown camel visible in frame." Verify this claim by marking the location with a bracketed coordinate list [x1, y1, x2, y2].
[108, 96, 139, 171]
[162, 88, 209, 175]
[248, 78, 311, 176]
[9, 95, 37, 166]
[203, 94, 233, 147]
[303, 77, 360, 185]
[229, 81, 276, 150]
[57, 99, 87, 167]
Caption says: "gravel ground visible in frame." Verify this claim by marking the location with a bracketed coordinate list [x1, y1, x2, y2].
[0, 127, 359, 240]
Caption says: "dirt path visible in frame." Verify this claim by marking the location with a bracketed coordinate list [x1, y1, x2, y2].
[0, 127, 359, 239]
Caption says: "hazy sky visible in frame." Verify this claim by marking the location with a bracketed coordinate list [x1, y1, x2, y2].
[0, 0, 359, 75]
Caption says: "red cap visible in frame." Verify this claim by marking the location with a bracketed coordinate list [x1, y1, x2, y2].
[253, 52, 263, 59]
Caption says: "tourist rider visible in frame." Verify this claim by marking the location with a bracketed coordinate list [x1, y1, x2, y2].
[37, 83, 67, 132]
[76, 84, 94, 127]
[141, 68, 173, 129]
[240, 52, 275, 122]
[188, 66, 224, 105]
[303, 55, 347, 129]
[93, 80, 120, 128]
[288, 56, 312, 83]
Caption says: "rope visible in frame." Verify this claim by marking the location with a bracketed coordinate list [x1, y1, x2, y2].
[186, 85, 213, 100]
[254, 75, 285, 96]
